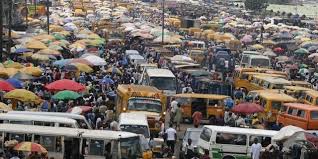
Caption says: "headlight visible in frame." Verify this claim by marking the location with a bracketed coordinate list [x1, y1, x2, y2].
[123, 107, 126, 111]
[163, 111, 166, 115]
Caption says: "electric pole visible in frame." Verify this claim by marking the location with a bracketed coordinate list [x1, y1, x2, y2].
[0, 0, 3, 62]
[8, 0, 13, 54]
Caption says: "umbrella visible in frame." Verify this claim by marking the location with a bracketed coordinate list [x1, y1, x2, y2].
[106, 67, 122, 75]
[308, 46, 318, 52]
[14, 48, 32, 54]
[71, 63, 93, 73]
[299, 68, 309, 76]
[0, 102, 12, 111]
[48, 45, 63, 51]
[295, 48, 309, 55]
[20, 67, 42, 77]
[4, 62, 24, 69]
[273, 47, 284, 53]
[12, 72, 36, 80]
[240, 34, 253, 43]
[251, 44, 264, 50]
[53, 59, 72, 67]
[67, 106, 92, 114]
[263, 50, 277, 57]
[101, 76, 114, 85]
[0, 80, 15, 91]
[4, 89, 42, 103]
[25, 41, 47, 49]
[276, 56, 289, 61]
[272, 125, 304, 141]
[45, 79, 85, 92]
[63, 65, 78, 72]
[284, 131, 318, 148]
[170, 55, 194, 62]
[52, 90, 81, 100]
[308, 53, 318, 58]
[14, 142, 47, 153]
[6, 78, 23, 88]
[83, 55, 107, 66]
[69, 58, 93, 66]
[37, 49, 61, 56]
[31, 54, 56, 61]
[232, 102, 264, 114]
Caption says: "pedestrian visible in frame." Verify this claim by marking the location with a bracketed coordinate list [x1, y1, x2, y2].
[251, 138, 262, 159]
[165, 124, 177, 154]
[200, 149, 210, 159]
[184, 139, 194, 159]
[174, 103, 183, 131]
[192, 110, 202, 128]
[170, 98, 178, 123]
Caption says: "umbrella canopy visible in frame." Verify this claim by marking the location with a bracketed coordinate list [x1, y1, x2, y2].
[240, 34, 253, 43]
[63, 65, 78, 72]
[101, 76, 114, 85]
[106, 67, 122, 75]
[232, 102, 264, 114]
[25, 41, 47, 49]
[6, 78, 23, 88]
[263, 50, 277, 57]
[53, 59, 72, 67]
[273, 47, 284, 53]
[295, 48, 309, 55]
[31, 54, 56, 61]
[4, 89, 41, 103]
[170, 55, 194, 62]
[276, 56, 289, 61]
[67, 106, 92, 114]
[20, 67, 43, 77]
[37, 49, 61, 56]
[14, 142, 47, 153]
[0, 80, 15, 92]
[308, 46, 318, 52]
[52, 90, 81, 100]
[14, 48, 32, 54]
[45, 79, 85, 92]
[308, 53, 318, 58]
[83, 55, 107, 66]
[284, 131, 318, 148]
[251, 44, 264, 50]
[69, 58, 93, 66]
[272, 125, 304, 141]
[48, 45, 63, 51]
[71, 63, 93, 73]
[0, 102, 12, 111]
[4, 62, 24, 69]
[12, 72, 36, 80]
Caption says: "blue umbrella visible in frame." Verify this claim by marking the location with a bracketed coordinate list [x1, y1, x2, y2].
[101, 76, 114, 85]
[14, 48, 32, 54]
[53, 59, 71, 67]
[6, 78, 23, 88]
[224, 98, 234, 109]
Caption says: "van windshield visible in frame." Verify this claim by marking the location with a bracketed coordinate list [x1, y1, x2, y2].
[128, 98, 162, 113]
[120, 125, 150, 138]
[251, 58, 270, 67]
[150, 77, 176, 91]
[120, 137, 142, 159]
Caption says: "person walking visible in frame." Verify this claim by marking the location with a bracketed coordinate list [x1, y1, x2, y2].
[184, 139, 194, 159]
[174, 104, 183, 131]
[165, 124, 177, 154]
[251, 138, 262, 159]
[200, 149, 210, 159]
[192, 111, 202, 128]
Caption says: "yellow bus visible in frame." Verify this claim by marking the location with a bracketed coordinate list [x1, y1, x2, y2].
[302, 90, 318, 106]
[116, 85, 167, 134]
[283, 86, 312, 99]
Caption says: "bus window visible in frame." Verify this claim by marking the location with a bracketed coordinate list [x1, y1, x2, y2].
[89, 140, 104, 156]
[272, 101, 282, 110]
[296, 109, 305, 118]
[216, 133, 246, 145]
[10, 133, 25, 142]
[208, 99, 219, 106]
[311, 111, 318, 120]
[40, 136, 56, 152]
[249, 136, 271, 147]
[176, 98, 191, 105]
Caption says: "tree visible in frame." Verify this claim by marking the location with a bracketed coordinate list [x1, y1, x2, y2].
[245, 0, 268, 12]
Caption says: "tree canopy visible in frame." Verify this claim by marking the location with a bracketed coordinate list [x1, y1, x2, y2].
[245, 0, 268, 11]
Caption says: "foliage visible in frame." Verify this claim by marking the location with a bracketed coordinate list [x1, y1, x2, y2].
[245, 0, 268, 11]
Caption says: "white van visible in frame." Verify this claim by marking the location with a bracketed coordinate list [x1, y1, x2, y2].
[7, 111, 92, 129]
[198, 125, 278, 159]
[0, 114, 79, 128]
[240, 51, 262, 67]
[141, 68, 177, 96]
[242, 54, 271, 68]
[119, 112, 150, 139]
[125, 50, 139, 56]
[128, 54, 147, 65]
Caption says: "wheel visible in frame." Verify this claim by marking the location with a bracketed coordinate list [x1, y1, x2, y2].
[223, 156, 235, 159]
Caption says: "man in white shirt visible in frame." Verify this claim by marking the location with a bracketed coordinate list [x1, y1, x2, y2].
[170, 98, 178, 121]
[251, 138, 262, 159]
[165, 124, 177, 153]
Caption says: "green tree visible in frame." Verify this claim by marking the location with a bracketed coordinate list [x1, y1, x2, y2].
[245, 0, 268, 12]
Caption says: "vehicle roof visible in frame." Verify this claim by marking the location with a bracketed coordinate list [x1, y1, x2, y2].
[0, 124, 79, 137]
[125, 50, 139, 54]
[284, 86, 312, 91]
[203, 125, 278, 136]
[248, 55, 270, 59]
[119, 113, 148, 126]
[128, 54, 144, 59]
[283, 103, 318, 111]
[8, 111, 86, 119]
[174, 93, 229, 99]
[117, 84, 162, 94]
[258, 92, 297, 101]
[263, 77, 291, 85]
[246, 72, 287, 78]
[81, 129, 138, 139]
[304, 90, 318, 97]
[174, 64, 201, 69]
[0, 114, 77, 124]
[186, 128, 202, 132]
[249, 89, 280, 94]
[140, 63, 158, 67]
[242, 51, 261, 55]
[146, 69, 175, 78]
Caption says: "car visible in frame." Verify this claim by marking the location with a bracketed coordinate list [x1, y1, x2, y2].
[179, 128, 202, 159]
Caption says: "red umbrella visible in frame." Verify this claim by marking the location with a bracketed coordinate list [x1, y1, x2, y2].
[67, 106, 92, 114]
[68, 58, 93, 66]
[0, 80, 15, 92]
[45, 79, 85, 92]
[232, 102, 264, 114]
[273, 47, 284, 53]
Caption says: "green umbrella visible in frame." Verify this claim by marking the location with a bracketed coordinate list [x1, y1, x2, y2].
[53, 33, 65, 40]
[295, 48, 309, 55]
[52, 90, 81, 100]
[300, 64, 308, 68]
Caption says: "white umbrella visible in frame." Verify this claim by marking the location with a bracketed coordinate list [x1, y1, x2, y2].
[308, 53, 318, 58]
[170, 55, 194, 62]
[83, 55, 107, 66]
[272, 125, 304, 141]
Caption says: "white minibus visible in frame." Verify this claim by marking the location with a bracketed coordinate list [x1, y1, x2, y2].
[0, 114, 79, 128]
[141, 68, 177, 96]
[0, 124, 145, 159]
[119, 112, 150, 139]
[7, 111, 92, 129]
[198, 125, 278, 159]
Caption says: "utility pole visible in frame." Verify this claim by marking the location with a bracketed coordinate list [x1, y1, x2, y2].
[46, 0, 49, 34]
[34, 0, 37, 17]
[161, 0, 165, 45]
[8, 0, 13, 54]
[25, 0, 28, 26]
[0, 0, 3, 62]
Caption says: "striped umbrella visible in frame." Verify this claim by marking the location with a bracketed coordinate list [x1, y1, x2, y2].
[14, 142, 47, 153]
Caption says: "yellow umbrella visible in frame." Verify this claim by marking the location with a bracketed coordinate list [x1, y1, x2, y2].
[300, 37, 311, 42]
[4, 68, 19, 76]
[31, 54, 51, 61]
[0, 68, 9, 78]
[37, 48, 61, 56]
[49, 25, 65, 32]
[262, 40, 275, 45]
[4, 62, 24, 69]
[88, 34, 101, 39]
[59, 31, 70, 36]
[20, 67, 43, 77]
[0, 102, 12, 111]
[25, 41, 47, 49]
[4, 89, 42, 104]
[32, 34, 55, 41]
[70, 43, 86, 49]
[0, 63, 4, 68]
[252, 44, 265, 49]
[71, 63, 93, 73]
